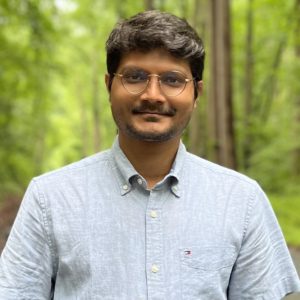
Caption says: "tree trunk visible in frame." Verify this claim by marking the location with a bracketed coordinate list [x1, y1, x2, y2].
[209, 0, 237, 169]
[294, 0, 300, 176]
[189, 0, 208, 157]
[260, 39, 286, 122]
[144, 0, 154, 10]
[243, 0, 254, 170]
[76, 80, 89, 157]
[92, 46, 101, 152]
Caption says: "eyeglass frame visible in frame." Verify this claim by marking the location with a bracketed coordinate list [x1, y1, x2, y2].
[113, 69, 195, 97]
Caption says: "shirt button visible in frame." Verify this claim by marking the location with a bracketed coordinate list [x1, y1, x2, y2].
[122, 184, 129, 191]
[137, 178, 143, 185]
[151, 264, 159, 273]
[172, 185, 178, 192]
[150, 210, 157, 218]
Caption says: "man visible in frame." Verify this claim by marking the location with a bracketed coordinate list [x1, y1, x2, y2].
[0, 10, 299, 300]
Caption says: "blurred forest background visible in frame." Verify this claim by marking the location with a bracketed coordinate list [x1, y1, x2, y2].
[0, 0, 300, 251]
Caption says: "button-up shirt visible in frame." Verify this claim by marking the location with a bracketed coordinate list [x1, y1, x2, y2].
[0, 138, 300, 299]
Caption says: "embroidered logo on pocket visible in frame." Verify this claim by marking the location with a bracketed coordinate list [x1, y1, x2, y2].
[184, 250, 192, 256]
[181, 246, 236, 271]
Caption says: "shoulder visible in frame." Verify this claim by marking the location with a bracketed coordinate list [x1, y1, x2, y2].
[22, 149, 116, 219]
[184, 151, 257, 188]
[32, 149, 112, 188]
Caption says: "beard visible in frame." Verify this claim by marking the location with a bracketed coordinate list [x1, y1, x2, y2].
[124, 123, 180, 142]
[120, 110, 193, 142]
[111, 100, 194, 142]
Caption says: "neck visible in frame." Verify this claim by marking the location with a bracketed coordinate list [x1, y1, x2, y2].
[118, 134, 180, 189]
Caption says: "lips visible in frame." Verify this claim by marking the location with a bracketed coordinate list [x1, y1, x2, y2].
[132, 103, 176, 117]
[134, 111, 168, 116]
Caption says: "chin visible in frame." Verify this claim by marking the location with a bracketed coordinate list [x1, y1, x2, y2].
[126, 126, 178, 142]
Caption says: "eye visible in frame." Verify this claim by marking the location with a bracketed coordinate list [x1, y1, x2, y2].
[122, 69, 148, 84]
[161, 72, 186, 87]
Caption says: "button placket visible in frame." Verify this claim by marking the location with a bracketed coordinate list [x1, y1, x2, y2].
[145, 190, 164, 299]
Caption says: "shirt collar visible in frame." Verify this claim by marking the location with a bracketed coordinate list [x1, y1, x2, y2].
[111, 138, 138, 195]
[165, 141, 186, 197]
[110, 137, 186, 197]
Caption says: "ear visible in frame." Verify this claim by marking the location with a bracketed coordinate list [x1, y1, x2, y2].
[197, 80, 203, 96]
[193, 80, 203, 107]
[105, 74, 111, 92]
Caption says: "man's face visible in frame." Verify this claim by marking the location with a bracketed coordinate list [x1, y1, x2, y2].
[106, 49, 202, 143]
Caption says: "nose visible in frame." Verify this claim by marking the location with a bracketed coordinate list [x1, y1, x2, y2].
[140, 75, 166, 102]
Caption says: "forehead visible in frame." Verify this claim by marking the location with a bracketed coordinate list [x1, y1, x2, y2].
[117, 49, 192, 75]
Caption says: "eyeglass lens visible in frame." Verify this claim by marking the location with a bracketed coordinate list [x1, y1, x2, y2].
[120, 68, 189, 96]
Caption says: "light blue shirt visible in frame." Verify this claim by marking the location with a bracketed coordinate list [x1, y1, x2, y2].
[0, 138, 300, 299]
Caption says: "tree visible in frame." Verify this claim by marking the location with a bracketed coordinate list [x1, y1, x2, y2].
[293, 0, 300, 176]
[208, 0, 237, 169]
[144, 0, 155, 10]
[242, 0, 254, 170]
[0, 0, 61, 198]
[188, 0, 209, 157]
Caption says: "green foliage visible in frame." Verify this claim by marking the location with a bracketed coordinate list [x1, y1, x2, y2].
[0, 0, 62, 198]
[270, 194, 300, 246]
[0, 0, 299, 211]
[232, 0, 300, 192]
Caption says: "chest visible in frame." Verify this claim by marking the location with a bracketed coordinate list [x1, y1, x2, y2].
[52, 186, 243, 300]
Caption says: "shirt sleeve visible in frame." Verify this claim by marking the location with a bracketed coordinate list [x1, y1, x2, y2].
[0, 180, 55, 299]
[228, 183, 300, 299]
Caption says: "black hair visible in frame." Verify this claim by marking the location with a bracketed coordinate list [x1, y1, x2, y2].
[106, 10, 205, 98]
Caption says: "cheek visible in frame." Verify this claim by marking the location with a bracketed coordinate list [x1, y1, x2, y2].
[110, 80, 126, 101]
[173, 87, 196, 112]
[176, 99, 196, 114]
[110, 94, 133, 120]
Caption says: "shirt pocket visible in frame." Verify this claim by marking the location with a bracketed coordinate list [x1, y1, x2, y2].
[180, 246, 236, 300]
[56, 242, 91, 295]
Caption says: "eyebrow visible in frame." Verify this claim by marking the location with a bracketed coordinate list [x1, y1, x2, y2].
[119, 66, 190, 77]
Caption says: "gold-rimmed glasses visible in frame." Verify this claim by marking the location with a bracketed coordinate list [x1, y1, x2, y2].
[114, 68, 194, 97]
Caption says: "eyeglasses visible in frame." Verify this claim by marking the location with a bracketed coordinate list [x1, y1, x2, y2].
[114, 68, 194, 97]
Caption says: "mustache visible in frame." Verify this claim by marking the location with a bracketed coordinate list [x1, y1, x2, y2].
[132, 102, 176, 116]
